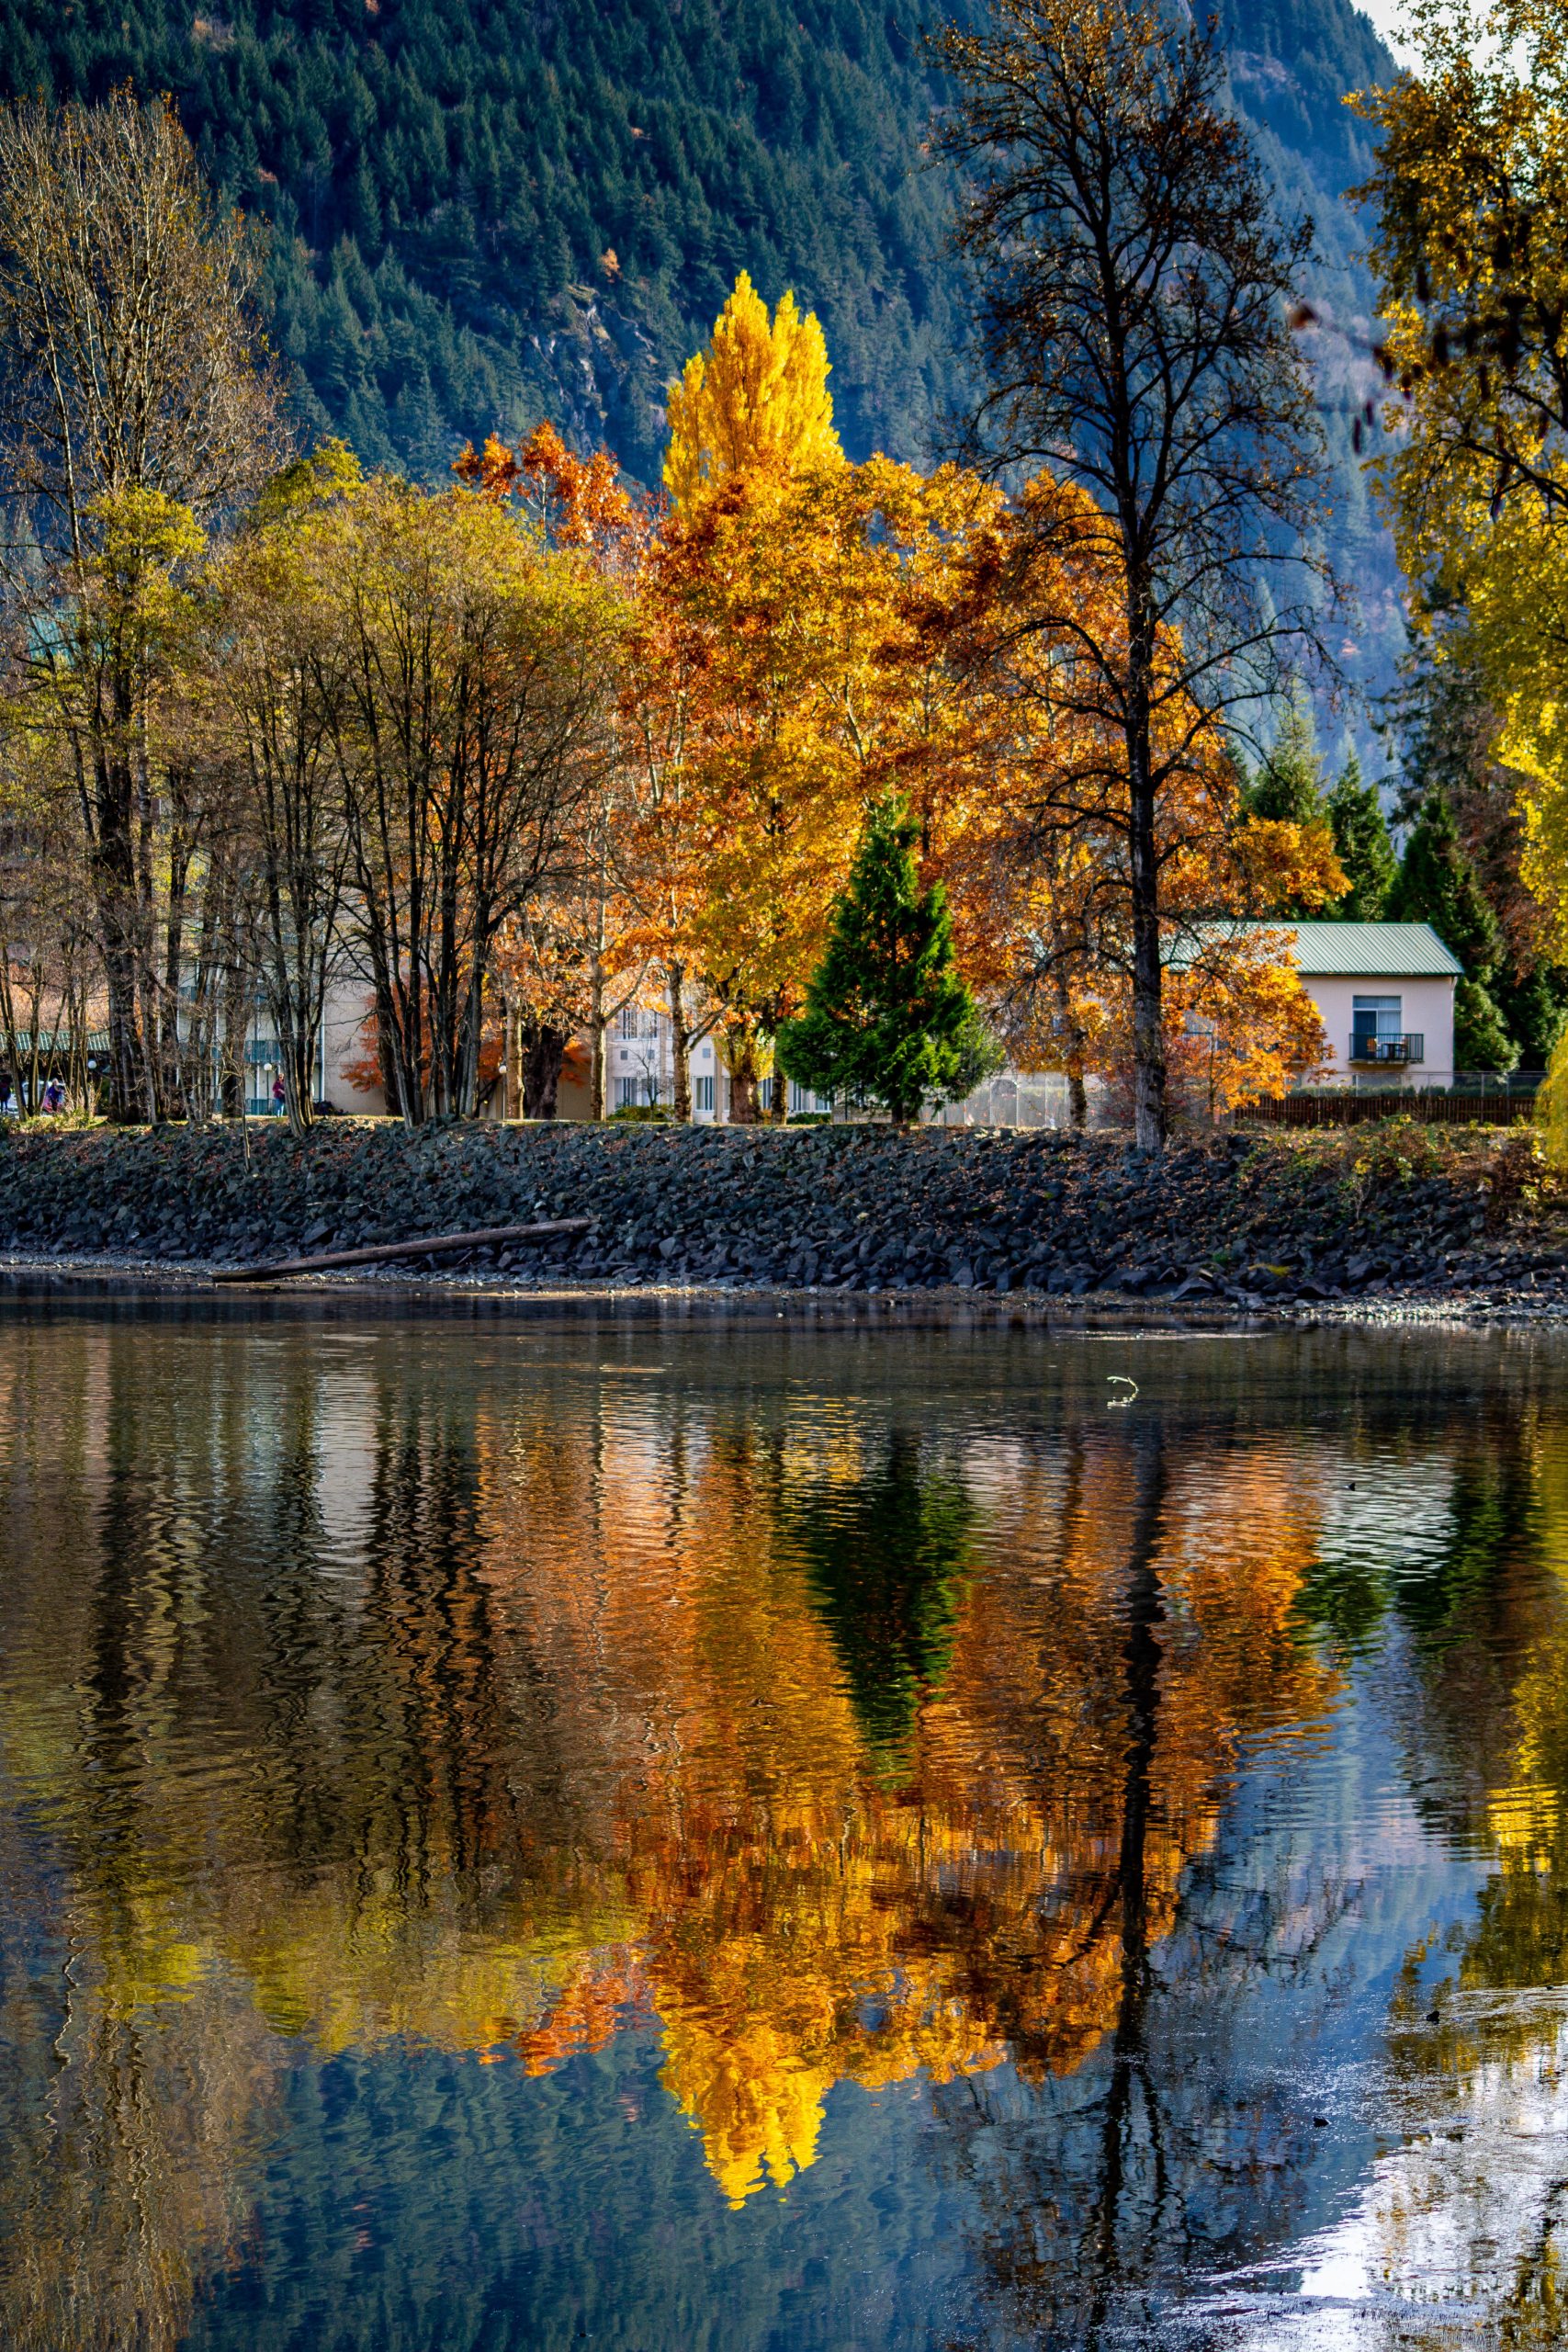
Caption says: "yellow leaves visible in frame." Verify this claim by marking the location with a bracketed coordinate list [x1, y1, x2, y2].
[1232, 816, 1347, 914]
[90, 485, 204, 581]
[660, 1988, 835, 2205]
[663, 271, 843, 511]
[246, 437, 363, 533]
[1398, 457, 1568, 955]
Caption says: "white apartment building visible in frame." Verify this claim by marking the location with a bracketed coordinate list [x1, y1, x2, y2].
[593, 1007, 832, 1121]
[281, 920, 1465, 1125]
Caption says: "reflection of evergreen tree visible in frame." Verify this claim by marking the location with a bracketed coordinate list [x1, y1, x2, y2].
[783, 1433, 974, 1765]
[1400, 1455, 1526, 1645]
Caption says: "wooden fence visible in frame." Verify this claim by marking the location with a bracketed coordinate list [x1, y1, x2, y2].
[1246, 1091, 1540, 1129]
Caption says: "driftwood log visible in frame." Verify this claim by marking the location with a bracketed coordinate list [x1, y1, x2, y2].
[212, 1218, 592, 1283]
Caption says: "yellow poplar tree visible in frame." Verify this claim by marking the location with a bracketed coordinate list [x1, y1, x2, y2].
[663, 271, 843, 511]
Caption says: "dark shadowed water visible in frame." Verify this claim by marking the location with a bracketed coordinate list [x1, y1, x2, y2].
[1, 1293, 1564, 2351]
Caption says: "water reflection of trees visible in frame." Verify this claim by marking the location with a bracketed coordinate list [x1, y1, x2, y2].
[11, 1317, 1537, 2348]
[1285, 1384, 1568, 2352]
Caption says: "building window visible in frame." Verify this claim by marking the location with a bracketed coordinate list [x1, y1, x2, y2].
[788, 1081, 832, 1116]
[1351, 995, 1404, 1063]
[618, 1008, 638, 1039]
[615, 1077, 639, 1108]
[694, 1075, 715, 1112]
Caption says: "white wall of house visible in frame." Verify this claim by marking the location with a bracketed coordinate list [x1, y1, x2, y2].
[321, 975, 384, 1113]
[1300, 973, 1456, 1088]
[604, 1012, 835, 1119]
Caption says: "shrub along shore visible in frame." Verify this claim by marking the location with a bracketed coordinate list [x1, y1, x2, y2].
[0, 1117, 1563, 1315]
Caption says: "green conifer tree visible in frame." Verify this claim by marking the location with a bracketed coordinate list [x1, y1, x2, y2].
[1387, 790, 1515, 1070]
[1247, 695, 1325, 825]
[1325, 754, 1396, 919]
[776, 798, 996, 1125]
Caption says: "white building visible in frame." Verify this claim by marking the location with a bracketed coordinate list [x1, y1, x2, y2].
[594, 1008, 832, 1121]
[282, 919, 1466, 1125]
[1248, 920, 1463, 1090]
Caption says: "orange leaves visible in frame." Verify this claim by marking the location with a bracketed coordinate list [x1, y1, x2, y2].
[1164, 935, 1329, 1118]
[456, 422, 648, 569]
[1233, 814, 1348, 918]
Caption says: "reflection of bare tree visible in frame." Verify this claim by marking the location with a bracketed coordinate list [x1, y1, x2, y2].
[0, 1793, 279, 2352]
[932, 1416, 1359, 2351]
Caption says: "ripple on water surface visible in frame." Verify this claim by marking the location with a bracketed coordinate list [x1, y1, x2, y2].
[0, 1304, 1563, 2350]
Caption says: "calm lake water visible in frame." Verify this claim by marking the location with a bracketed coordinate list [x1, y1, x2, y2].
[1, 1295, 1566, 2351]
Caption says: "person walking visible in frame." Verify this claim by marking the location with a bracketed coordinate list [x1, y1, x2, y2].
[271, 1073, 287, 1117]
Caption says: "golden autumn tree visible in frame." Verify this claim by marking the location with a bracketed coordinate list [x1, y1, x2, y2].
[663, 272, 843, 512]
[641, 441, 1021, 1120]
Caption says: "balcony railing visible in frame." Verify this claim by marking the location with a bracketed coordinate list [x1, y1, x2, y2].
[1349, 1033, 1424, 1067]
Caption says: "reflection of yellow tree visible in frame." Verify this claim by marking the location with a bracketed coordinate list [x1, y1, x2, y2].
[0, 1329, 1343, 2290]
[459, 1413, 1338, 2203]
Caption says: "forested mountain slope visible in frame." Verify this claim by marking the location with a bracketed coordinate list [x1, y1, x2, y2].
[0, 0, 1404, 695]
[0, 0, 1393, 469]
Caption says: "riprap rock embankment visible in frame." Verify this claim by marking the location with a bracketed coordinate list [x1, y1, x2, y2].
[0, 1118, 1562, 1311]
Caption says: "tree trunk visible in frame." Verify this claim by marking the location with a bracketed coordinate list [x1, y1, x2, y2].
[502, 992, 519, 1119]
[1054, 964, 1089, 1130]
[1125, 677, 1167, 1154]
[669, 963, 692, 1122]
[588, 958, 606, 1121]
[90, 755, 144, 1125]
[520, 1019, 566, 1118]
[220, 949, 247, 1119]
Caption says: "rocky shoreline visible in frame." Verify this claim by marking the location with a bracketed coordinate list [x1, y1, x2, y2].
[0, 1116, 1564, 1318]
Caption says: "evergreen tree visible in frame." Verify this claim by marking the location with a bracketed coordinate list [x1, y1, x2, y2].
[1453, 978, 1517, 1073]
[1495, 963, 1568, 1072]
[776, 798, 995, 1125]
[1325, 753, 1396, 919]
[1387, 791, 1515, 1069]
[1389, 789, 1499, 974]
[1247, 695, 1325, 825]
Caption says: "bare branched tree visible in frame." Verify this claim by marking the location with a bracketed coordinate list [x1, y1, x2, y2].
[935, 0, 1339, 1150]
[319, 478, 624, 1126]
[208, 448, 361, 1135]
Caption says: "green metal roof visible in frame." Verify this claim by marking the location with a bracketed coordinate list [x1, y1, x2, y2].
[4, 1029, 111, 1056]
[1178, 921, 1464, 978]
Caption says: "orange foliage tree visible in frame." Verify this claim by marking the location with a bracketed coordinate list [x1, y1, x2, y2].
[944, 472, 1340, 1122]
[446, 284, 1335, 1132]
